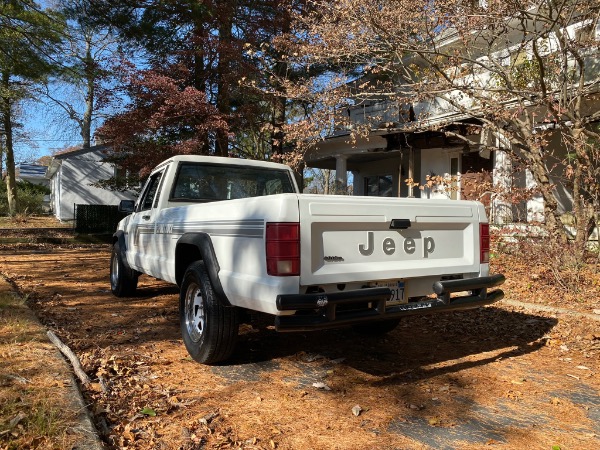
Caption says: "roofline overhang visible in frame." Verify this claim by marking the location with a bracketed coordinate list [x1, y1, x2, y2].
[45, 158, 62, 179]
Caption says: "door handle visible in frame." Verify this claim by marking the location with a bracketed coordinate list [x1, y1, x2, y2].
[389, 219, 411, 229]
[142, 215, 151, 220]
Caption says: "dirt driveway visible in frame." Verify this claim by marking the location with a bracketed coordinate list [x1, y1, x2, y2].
[1, 246, 599, 449]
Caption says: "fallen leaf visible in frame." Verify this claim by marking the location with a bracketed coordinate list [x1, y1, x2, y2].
[140, 407, 156, 417]
[352, 405, 362, 416]
[312, 382, 331, 391]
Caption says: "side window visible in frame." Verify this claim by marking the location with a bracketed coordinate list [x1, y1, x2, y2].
[138, 171, 164, 211]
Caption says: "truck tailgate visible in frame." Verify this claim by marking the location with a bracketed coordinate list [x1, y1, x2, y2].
[299, 196, 482, 286]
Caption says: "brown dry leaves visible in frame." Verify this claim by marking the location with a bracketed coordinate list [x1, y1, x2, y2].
[1, 245, 599, 449]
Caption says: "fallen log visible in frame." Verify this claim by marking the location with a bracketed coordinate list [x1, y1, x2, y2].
[46, 330, 91, 388]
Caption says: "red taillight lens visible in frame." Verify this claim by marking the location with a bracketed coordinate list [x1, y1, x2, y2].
[480, 223, 490, 264]
[266, 223, 300, 276]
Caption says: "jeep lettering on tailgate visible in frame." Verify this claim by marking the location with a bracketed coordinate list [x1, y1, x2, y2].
[358, 231, 436, 258]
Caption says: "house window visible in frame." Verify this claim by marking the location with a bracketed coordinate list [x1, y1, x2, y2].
[365, 175, 393, 197]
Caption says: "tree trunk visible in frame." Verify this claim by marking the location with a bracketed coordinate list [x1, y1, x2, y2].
[1, 71, 17, 214]
[192, 16, 210, 155]
[512, 126, 567, 243]
[271, 95, 286, 156]
[528, 159, 566, 243]
[571, 127, 595, 253]
[215, 5, 233, 158]
[81, 40, 94, 149]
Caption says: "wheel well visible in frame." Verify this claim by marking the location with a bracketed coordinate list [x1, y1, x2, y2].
[175, 243, 202, 286]
[113, 231, 125, 246]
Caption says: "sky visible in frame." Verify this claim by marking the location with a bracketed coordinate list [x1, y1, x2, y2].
[15, 110, 80, 164]
[14, 89, 97, 165]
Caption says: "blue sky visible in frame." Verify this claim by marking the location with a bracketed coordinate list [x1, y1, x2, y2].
[15, 100, 83, 163]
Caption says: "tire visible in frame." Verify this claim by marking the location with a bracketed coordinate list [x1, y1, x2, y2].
[180, 261, 239, 364]
[110, 241, 138, 297]
[352, 319, 400, 336]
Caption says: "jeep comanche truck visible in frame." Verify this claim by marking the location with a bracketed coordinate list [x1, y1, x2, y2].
[111, 155, 505, 364]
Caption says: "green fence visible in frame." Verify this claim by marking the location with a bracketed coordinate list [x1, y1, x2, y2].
[74, 204, 129, 234]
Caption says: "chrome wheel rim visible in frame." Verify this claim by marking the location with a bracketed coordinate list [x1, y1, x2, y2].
[185, 283, 205, 342]
[110, 253, 119, 289]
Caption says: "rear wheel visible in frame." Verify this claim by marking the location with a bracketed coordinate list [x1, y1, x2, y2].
[352, 319, 400, 336]
[180, 261, 238, 364]
[110, 242, 138, 297]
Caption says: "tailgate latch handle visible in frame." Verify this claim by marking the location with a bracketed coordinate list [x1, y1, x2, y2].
[389, 219, 411, 230]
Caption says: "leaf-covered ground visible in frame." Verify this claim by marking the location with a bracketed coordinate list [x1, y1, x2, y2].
[0, 244, 598, 449]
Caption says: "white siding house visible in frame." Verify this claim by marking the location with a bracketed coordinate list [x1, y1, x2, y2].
[46, 145, 136, 222]
[304, 12, 598, 226]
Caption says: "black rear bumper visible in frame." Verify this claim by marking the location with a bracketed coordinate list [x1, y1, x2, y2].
[275, 274, 505, 332]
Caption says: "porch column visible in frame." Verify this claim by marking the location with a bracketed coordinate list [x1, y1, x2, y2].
[492, 150, 513, 224]
[335, 155, 348, 194]
[397, 150, 404, 197]
[407, 147, 415, 198]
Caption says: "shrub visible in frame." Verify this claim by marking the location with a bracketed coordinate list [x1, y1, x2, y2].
[0, 180, 50, 216]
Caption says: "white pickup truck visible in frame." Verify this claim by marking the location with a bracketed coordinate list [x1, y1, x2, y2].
[111, 155, 504, 364]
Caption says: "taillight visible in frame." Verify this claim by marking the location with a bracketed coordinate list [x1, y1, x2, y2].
[480, 223, 490, 264]
[266, 223, 300, 276]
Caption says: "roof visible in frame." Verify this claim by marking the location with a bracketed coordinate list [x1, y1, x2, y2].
[52, 144, 109, 160]
[18, 164, 48, 179]
[46, 144, 111, 178]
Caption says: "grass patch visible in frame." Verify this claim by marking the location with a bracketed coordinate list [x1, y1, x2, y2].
[0, 215, 66, 229]
[0, 287, 82, 449]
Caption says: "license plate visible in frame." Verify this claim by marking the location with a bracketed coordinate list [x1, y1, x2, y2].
[370, 280, 406, 305]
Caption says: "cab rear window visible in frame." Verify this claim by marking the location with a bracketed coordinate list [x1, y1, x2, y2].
[171, 163, 295, 202]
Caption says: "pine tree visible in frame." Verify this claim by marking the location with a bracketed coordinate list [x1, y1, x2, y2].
[0, 0, 64, 214]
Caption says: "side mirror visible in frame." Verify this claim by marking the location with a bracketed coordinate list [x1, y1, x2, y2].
[118, 200, 135, 213]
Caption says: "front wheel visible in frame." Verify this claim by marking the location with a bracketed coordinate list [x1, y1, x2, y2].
[180, 261, 238, 364]
[110, 242, 138, 297]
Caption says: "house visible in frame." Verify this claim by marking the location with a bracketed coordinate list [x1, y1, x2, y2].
[304, 112, 539, 224]
[303, 7, 598, 227]
[46, 145, 137, 222]
[17, 164, 50, 187]
[16, 163, 51, 212]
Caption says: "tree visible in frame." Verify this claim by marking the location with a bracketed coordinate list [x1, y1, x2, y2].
[39, 0, 117, 149]
[88, 0, 322, 188]
[304, 167, 335, 194]
[276, 0, 600, 251]
[0, 0, 64, 214]
[97, 62, 227, 178]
